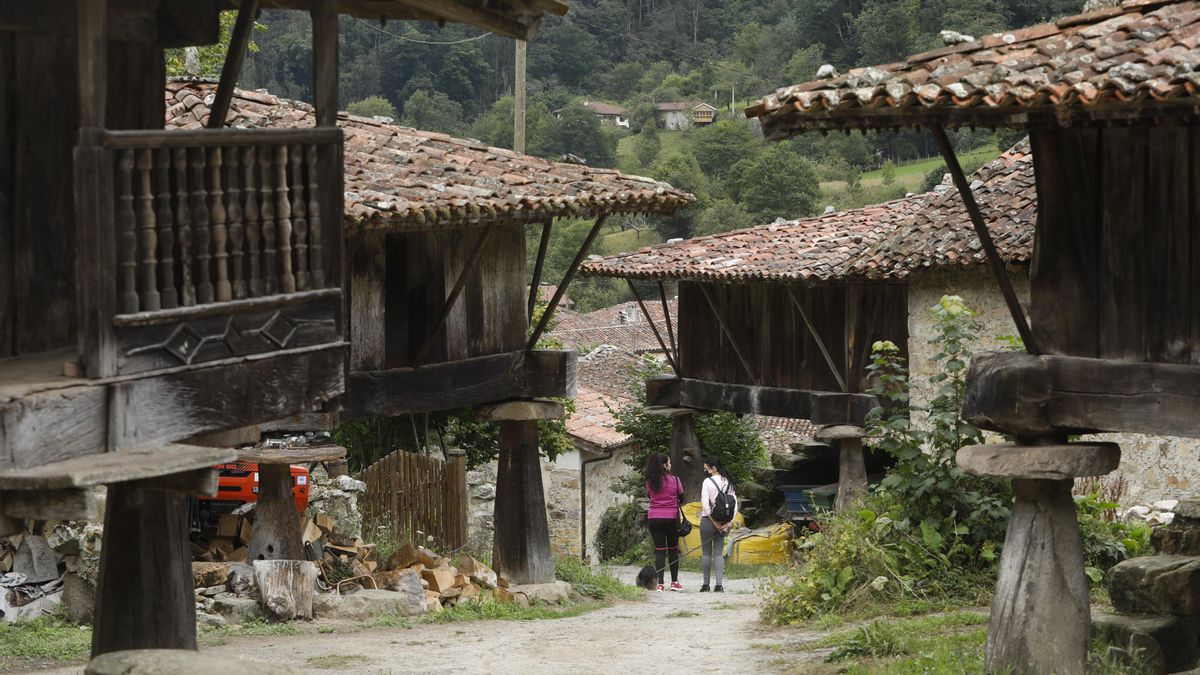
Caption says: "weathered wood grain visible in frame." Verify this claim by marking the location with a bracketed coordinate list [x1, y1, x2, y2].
[0, 444, 235, 489]
[247, 463, 304, 561]
[0, 384, 109, 470]
[1, 488, 97, 520]
[253, 559, 317, 621]
[237, 444, 346, 465]
[645, 376, 878, 426]
[834, 438, 867, 513]
[670, 414, 706, 503]
[493, 420, 554, 585]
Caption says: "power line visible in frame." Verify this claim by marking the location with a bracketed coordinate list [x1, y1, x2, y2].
[350, 17, 492, 45]
[563, 14, 755, 79]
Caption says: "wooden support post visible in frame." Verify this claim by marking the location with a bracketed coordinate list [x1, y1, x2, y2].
[492, 420, 553, 585]
[834, 438, 867, 512]
[931, 125, 1038, 354]
[247, 463, 303, 561]
[626, 279, 678, 373]
[207, 0, 260, 129]
[311, 1, 338, 129]
[669, 414, 706, 503]
[527, 214, 608, 349]
[527, 220, 553, 323]
[92, 484, 195, 657]
[988, 478, 1088, 674]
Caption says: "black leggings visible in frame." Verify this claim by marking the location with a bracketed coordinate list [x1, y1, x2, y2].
[647, 518, 680, 584]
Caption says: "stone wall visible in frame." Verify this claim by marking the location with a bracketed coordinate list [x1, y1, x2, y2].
[466, 461, 498, 558]
[581, 444, 638, 563]
[908, 267, 1200, 504]
[541, 452, 582, 557]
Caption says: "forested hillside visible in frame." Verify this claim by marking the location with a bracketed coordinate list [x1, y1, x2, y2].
[220, 1, 1075, 309]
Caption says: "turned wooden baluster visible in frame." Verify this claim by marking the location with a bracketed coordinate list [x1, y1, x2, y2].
[117, 150, 139, 313]
[243, 146, 262, 297]
[208, 147, 230, 302]
[154, 148, 178, 309]
[226, 148, 246, 300]
[274, 144, 295, 293]
[289, 144, 309, 291]
[306, 144, 324, 289]
[136, 149, 160, 311]
[190, 148, 213, 304]
[172, 148, 195, 306]
[259, 146, 277, 295]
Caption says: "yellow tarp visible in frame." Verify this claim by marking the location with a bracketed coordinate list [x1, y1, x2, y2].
[679, 502, 791, 564]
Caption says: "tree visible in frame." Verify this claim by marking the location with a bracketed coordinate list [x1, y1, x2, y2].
[694, 199, 756, 236]
[728, 145, 821, 222]
[632, 130, 662, 169]
[166, 11, 266, 77]
[533, 104, 617, 167]
[856, 0, 918, 65]
[401, 90, 466, 136]
[690, 119, 761, 180]
[347, 96, 397, 119]
[468, 96, 515, 149]
[881, 159, 897, 186]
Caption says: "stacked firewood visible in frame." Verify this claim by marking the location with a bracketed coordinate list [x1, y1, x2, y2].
[375, 542, 526, 611]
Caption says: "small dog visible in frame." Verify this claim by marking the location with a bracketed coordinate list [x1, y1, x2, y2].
[636, 564, 658, 590]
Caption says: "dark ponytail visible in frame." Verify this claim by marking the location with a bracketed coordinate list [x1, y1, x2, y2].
[704, 455, 731, 482]
[645, 451, 669, 491]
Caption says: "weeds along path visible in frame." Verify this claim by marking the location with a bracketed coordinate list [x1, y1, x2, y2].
[208, 567, 784, 674]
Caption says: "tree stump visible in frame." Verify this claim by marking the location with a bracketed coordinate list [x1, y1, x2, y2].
[492, 420, 554, 585]
[248, 463, 303, 561]
[957, 441, 1120, 675]
[252, 560, 317, 621]
[670, 414, 706, 503]
[92, 485, 195, 657]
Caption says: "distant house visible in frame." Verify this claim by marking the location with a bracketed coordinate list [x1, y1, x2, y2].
[656, 101, 719, 130]
[556, 101, 630, 128]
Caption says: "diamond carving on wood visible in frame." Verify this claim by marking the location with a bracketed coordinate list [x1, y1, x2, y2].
[164, 323, 205, 364]
[261, 312, 298, 348]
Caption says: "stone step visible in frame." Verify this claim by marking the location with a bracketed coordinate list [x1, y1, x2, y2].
[1108, 555, 1200, 616]
[1152, 524, 1200, 556]
[1092, 610, 1200, 673]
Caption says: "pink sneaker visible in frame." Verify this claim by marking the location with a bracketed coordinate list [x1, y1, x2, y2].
[656, 584, 665, 592]
[670, 581, 684, 592]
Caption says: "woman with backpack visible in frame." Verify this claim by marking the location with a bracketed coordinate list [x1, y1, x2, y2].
[644, 451, 685, 592]
[699, 456, 738, 593]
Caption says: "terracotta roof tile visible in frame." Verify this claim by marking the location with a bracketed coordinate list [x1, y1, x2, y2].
[164, 80, 692, 233]
[552, 301, 677, 353]
[746, 0, 1200, 134]
[581, 142, 1036, 283]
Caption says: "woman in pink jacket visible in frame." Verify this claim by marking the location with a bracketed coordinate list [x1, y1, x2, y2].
[644, 452, 684, 592]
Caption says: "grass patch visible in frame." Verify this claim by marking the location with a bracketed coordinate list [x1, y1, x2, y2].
[0, 618, 92, 667]
[602, 226, 660, 254]
[665, 609, 700, 618]
[709, 601, 737, 610]
[199, 619, 301, 646]
[554, 556, 642, 601]
[418, 598, 604, 623]
[306, 654, 367, 669]
[795, 611, 989, 653]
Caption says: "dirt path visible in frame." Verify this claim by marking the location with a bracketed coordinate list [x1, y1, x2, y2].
[29, 566, 828, 674]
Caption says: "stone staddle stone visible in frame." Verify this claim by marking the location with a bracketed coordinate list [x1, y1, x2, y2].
[86, 649, 303, 674]
[957, 442, 1120, 480]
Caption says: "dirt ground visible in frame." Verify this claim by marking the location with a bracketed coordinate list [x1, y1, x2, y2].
[32, 566, 823, 674]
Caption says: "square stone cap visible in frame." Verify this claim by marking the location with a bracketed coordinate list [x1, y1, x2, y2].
[957, 442, 1120, 480]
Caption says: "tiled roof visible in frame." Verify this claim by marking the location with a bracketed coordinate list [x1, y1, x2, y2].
[845, 141, 1036, 278]
[568, 386, 635, 449]
[164, 80, 692, 234]
[552, 301, 677, 353]
[755, 416, 817, 452]
[580, 102, 628, 116]
[747, 0, 1200, 135]
[581, 143, 1036, 283]
[579, 196, 928, 284]
[656, 102, 690, 111]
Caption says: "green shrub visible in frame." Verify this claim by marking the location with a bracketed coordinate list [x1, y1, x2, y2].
[594, 502, 646, 563]
[554, 556, 641, 601]
[1076, 492, 1153, 583]
[827, 620, 908, 662]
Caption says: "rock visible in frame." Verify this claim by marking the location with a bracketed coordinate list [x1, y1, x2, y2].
[1108, 555, 1200, 616]
[1152, 499, 1179, 513]
[454, 555, 497, 588]
[939, 30, 975, 45]
[1152, 523, 1200, 555]
[1174, 497, 1200, 521]
[211, 596, 263, 623]
[306, 477, 364, 545]
[332, 475, 366, 493]
[86, 649, 302, 674]
[60, 572, 95, 625]
[372, 567, 424, 613]
[813, 425, 865, 441]
[415, 546, 441, 568]
[196, 611, 226, 628]
[957, 442, 1120, 479]
[226, 563, 256, 596]
[315, 589, 425, 620]
[470, 484, 496, 500]
[735, 482, 772, 503]
[508, 581, 571, 604]
[816, 63, 838, 79]
[382, 542, 421, 570]
[769, 452, 807, 471]
[1092, 610, 1200, 673]
[192, 562, 230, 589]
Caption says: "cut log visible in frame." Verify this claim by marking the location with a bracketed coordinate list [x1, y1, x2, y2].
[421, 567, 456, 594]
[252, 559, 317, 621]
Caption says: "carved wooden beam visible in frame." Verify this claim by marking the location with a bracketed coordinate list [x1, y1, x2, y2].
[645, 376, 878, 427]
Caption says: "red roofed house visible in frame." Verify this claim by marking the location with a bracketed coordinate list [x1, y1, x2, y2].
[656, 102, 719, 130]
[556, 101, 630, 128]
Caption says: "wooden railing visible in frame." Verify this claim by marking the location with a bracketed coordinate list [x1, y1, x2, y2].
[103, 128, 341, 313]
[359, 450, 468, 553]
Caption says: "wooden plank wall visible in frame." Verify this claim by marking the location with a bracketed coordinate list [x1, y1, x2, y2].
[0, 33, 12, 358]
[677, 280, 907, 394]
[357, 450, 468, 552]
[1030, 126, 1200, 364]
[381, 224, 526, 368]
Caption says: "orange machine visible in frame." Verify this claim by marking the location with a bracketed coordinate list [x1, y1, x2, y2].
[195, 462, 309, 531]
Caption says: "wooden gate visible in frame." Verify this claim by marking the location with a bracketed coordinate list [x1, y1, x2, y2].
[359, 449, 468, 552]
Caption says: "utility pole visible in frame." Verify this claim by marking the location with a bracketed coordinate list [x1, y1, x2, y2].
[514, 39, 526, 153]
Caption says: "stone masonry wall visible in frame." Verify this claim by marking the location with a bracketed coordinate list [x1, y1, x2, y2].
[541, 453, 582, 557]
[582, 444, 638, 564]
[466, 461, 498, 558]
[909, 267, 1200, 504]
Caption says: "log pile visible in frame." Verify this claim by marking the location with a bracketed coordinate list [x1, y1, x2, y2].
[370, 541, 526, 611]
[195, 513, 251, 563]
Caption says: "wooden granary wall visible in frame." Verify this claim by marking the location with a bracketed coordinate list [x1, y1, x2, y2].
[676, 280, 908, 394]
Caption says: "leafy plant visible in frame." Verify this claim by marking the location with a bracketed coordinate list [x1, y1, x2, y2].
[827, 620, 909, 662]
[594, 502, 647, 563]
[553, 556, 642, 601]
[1076, 492, 1153, 583]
